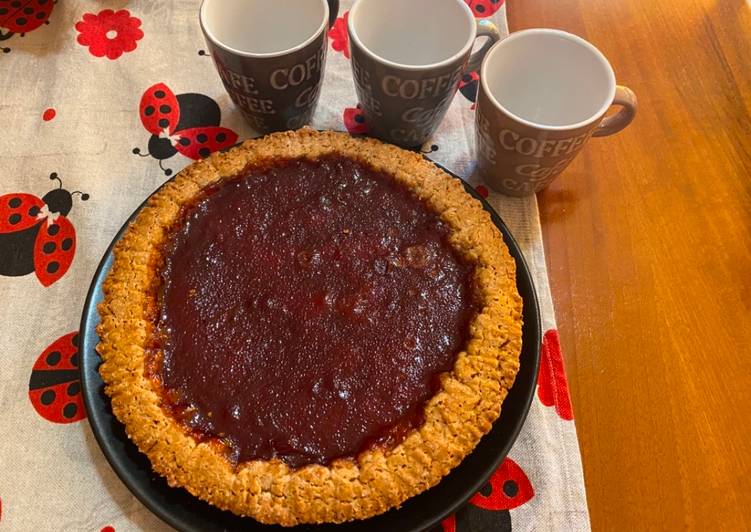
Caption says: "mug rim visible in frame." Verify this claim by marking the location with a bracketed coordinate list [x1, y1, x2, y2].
[480, 28, 617, 131]
[199, 0, 329, 58]
[348, 0, 476, 71]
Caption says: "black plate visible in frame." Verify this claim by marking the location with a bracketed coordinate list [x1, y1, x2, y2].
[79, 161, 541, 532]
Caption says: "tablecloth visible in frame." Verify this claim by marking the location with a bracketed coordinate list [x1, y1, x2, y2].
[0, 1, 590, 530]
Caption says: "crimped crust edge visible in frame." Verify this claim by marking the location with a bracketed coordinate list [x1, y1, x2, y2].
[96, 129, 522, 526]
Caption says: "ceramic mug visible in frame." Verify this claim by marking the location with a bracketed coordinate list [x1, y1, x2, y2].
[475, 29, 637, 196]
[348, 0, 500, 148]
[200, 0, 339, 134]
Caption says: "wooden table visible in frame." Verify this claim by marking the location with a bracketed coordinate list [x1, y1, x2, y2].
[507, 1, 751, 528]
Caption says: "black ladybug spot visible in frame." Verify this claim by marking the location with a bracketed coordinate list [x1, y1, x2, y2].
[159, 104, 171, 114]
[216, 132, 227, 143]
[199, 147, 211, 158]
[144, 105, 155, 117]
[197, 133, 208, 143]
[503, 479, 518, 498]
[355, 114, 365, 124]
[70, 352, 79, 367]
[0, 8, 7, 15]
[46, 261, 59, 274]
[158, 118, 169, 128]
[29, 205, 40, 216]
[71, 334, 79, 347]
[154, 90, 166, 98]
[43, 242, 56, 254]
[63, 403, 77, 419]
[479, 482, 492, 497]
[40, 390, 55, 405]
[46, 350, 61, 366]
[476, 4, 485, 12]
[8, 213, 21, 225]
[16, 17, 27, 25]
[178, 137, 191, 146]
[8, 197, 21, 208]
[39, 0, 48, 4]
[10, 1, 21, 7]
[48, 224, 59, 236]
[61, 238, 73, 251]
[491, 0, 500, 3]
[67, 382, 80, 396]
[23, 6, 34, 14]
[462, 73, 473, 83]
[36, 11, 46, 19]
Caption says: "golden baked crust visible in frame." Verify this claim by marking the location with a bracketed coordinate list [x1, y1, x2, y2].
[96, 129, 522, 526]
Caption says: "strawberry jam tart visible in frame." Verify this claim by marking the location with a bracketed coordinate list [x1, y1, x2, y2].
[97, 129, 522, 525]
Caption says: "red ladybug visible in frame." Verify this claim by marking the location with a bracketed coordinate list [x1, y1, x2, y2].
[0, 173, 88, 286]
[436, 458, 533, 532]
[343, 104, 369, 135]
[464, 0, 504, 18]
[28, 331, 86, 423]
[458, 71, 480, 104]
[469, 458, 534, 511]
[0, 0, 56, 53]
[132, 82, 238, 176]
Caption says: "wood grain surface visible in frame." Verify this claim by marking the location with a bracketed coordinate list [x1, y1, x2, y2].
[507, 1, 751, 529]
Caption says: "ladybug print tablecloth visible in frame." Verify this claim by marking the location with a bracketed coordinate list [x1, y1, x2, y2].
[0, 1, 589, 530]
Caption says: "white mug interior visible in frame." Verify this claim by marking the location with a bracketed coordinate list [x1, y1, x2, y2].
[349, 0, 475, 68]
[200, 0, 328, 57]
[482, 29, 616, 128]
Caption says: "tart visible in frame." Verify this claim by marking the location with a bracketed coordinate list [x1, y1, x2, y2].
[96, 129, 522, 526]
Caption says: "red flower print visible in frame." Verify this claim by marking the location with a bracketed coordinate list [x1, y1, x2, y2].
[42, 108, 56, 121]
[75, 9, 143, 60]
[343, 104, 368, 135]
[101, 526, 115, 532]
[328, 11, 349, 58]
[475, 184, 489, 198]
[538, 329, 574, 420]
[469, 457, 534, 510]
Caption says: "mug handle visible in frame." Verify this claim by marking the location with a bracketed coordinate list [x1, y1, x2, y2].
[327, 0, 340, 27]
[465, 20, 501, 74]
[592, 85, 638, 137]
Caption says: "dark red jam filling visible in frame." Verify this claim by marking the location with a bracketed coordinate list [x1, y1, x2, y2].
[155, 155, 477, 468]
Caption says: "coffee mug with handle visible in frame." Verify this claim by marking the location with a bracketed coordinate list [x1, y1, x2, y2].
[475, 29, 637, 196]
[348, 0, 500, 148]
[200, 0, 339, 134]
